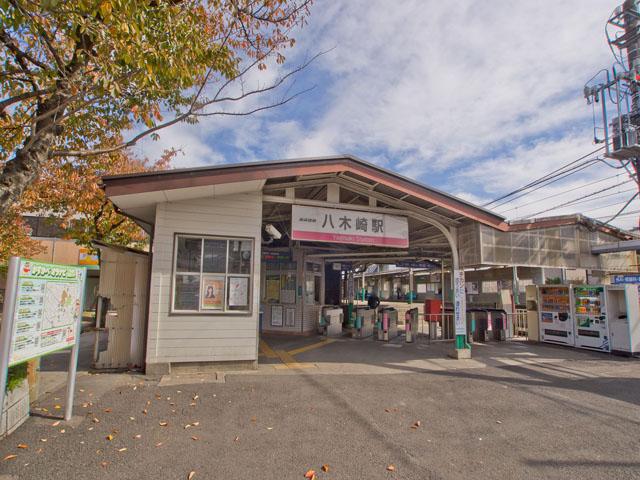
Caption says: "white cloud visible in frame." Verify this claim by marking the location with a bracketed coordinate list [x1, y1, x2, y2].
[132, 0, 638, 229]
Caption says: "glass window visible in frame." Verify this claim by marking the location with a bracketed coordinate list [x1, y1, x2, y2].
[203, 239, 227, 273]
[228, 240, 252, 274]
[172, 235, 253, 313]
[174, 275, 200, 310]
[176, 237, 201, 272]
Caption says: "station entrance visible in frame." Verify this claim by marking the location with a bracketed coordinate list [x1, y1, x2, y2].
[255, 158, 508, 360]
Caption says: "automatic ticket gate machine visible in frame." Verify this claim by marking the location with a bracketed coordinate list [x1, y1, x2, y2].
[405, 308, 419, 343]
[377, 306, 398, 341]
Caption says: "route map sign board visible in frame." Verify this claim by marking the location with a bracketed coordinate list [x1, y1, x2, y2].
[291, 205, 409, 248]
[8, 259, 86, 366]
[0, 257, 86, 422]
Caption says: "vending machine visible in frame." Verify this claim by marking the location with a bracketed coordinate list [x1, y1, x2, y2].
[572, 285, 610, 352]
[606, 284, 640, 356]
[538, 285, 574, 346]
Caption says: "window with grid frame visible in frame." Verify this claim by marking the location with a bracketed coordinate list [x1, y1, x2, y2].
[172, 235, 253, 314]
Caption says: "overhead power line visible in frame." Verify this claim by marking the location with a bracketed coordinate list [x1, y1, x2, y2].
[497, 172, 630, 214]
[599, 193, 640, 226]
[511, 180, 635, 219]
[483, 146, 606, 208]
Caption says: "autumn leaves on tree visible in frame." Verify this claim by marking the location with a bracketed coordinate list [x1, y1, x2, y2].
[0, 0, 313, 261]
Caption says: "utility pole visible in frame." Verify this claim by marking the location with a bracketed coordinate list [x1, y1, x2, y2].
[584, 1, 640, 229]
[623, 0, 640, 229]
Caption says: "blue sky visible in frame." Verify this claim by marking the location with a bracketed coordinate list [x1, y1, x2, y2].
[135, 0, 640, 229]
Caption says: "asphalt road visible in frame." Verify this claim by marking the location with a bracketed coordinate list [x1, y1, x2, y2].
[1, 346, 640, 479]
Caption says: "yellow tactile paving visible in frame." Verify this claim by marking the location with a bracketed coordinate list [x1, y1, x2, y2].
[286, 338, 336, 356]
[274, 349, 315, 369]
[259, 339, 279, 359]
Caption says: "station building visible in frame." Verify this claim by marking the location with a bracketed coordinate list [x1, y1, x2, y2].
[100, 155, 638, 374]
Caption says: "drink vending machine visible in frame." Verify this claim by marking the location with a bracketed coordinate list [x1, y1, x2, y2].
[538, 286, 574, 346]
[572, 285, 610, 352]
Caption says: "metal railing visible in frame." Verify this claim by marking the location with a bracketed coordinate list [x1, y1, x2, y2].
[510, 309, 528, 338]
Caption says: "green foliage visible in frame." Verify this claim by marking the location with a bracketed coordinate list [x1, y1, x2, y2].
[6, 362, 27, 393]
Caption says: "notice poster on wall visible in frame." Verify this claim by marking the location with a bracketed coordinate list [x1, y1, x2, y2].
[265, 275, 280, 303]
[201, 275, 224, 310]
[453, 269, 467, 336]
[8, 259, 86, 366]
[228, 276, 249, 307]
[271, 305, 283, 326]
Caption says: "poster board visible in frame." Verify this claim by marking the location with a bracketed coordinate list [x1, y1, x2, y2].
[265, 275, 280, 303]
[285, 308, 296, 327]
[201, 275, 224, 310]
[8, 259, 86, 366]
[228, 277, 249, 307]
[271, 305, 283, 326]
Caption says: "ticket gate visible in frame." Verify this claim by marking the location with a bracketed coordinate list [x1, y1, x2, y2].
[354, 306, 375, 339]
[405, 308, 419, 343]
[377, 306, 398, 341]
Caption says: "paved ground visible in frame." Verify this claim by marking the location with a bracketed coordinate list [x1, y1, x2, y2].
[1, 337, 639, 480]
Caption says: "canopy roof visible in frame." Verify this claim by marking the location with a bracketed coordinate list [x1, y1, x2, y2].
[102, 154, 508, 232]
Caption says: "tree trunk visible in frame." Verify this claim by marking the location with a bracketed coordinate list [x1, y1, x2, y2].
[0, 95, 63, 216]
[0, 131, 56, 215]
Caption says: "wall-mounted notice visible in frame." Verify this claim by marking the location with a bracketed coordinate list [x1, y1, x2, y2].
[228, 277, 249, 307]
[8, 259, 86, 366]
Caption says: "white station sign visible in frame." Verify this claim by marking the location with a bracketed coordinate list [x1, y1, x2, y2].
[291, 205, 409, 248]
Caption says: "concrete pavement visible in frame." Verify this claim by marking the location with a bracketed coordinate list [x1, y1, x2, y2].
[1, 340, 639, 479]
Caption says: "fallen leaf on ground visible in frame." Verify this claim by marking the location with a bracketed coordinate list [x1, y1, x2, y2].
[193, 395, 199, 400]
[411, 421, 421, 429]
[3, 454, 17, 461]
[54, 405, 61, 410]
[387, 465, 396, 472]
[234, 436, 239, 442]
[142, 409, 148, 415]
[52, 421, 60, 427]
[384, 408, 391, 413]
[118, 448, 127, 452]
[17, 444, 28, 449]
[104, 408, 112, 413]
[184, 424, 191, 429]
[304, 469, 316, 479]
[159, 421, 168, 426]
[191, 422, 199, 427]
[155, 442, 163, 447]
[496, 420, 502, 424]
[134, 434, 142, 439]
[129, 417, 135, 421]
[60, 429, 66, 433]
[92, 417, 100, 423]
[191, 436, 199, 441]
[101, 461, 108, 468]
[106, 434, 114, 441]
[40, 439, 47, 442]
[188, 471, 196, 480]
[190, 402, 196, 406]
[322, 464, 330, 472]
